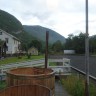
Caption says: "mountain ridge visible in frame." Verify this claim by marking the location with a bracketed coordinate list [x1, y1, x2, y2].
[0, 9, 66, 45]
[23, 25, 66, 44]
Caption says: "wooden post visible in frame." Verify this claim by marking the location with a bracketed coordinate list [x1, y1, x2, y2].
[1, 47, 3, 57]
[4, 42, 7, 58]
[0, 47, 2, 58]
[45, 31, 49, 68]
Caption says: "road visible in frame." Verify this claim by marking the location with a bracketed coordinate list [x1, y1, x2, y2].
[49, 55, 96, 77]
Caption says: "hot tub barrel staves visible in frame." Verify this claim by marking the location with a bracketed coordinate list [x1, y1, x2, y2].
[0, 85, 51, 96]
[6, 67, 55, 95]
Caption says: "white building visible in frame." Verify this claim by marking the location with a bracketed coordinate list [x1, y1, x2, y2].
[64, 50, 75, 54]
[0, 29, 21, 54]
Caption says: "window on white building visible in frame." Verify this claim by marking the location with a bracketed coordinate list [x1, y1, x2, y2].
[0, 32, 2, 35]
[6, 46, 8, 51]
[5, 38, 9, 43]
[14, 40, 15, 44]
[15, 47, 18, 52]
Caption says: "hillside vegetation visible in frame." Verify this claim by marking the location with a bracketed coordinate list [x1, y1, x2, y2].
[23, 25, 65, 44]
[0, 10, 66, 51]
[0, 10, 39, 46]
[0, 10, 23, 33]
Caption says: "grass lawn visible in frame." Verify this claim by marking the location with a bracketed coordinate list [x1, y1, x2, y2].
[49, 62, 57, 66]
[49, 62, 63, 66]
[0, 81, 7, 89]
[0, 55, 44, 65]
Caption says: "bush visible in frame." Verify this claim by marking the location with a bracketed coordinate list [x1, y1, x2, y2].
[18, 56, 22, 59]
[61, 75, 96, 96]
[27, 53, 31, 59]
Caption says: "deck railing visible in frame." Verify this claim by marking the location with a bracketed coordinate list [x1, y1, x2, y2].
[48, 58, 71, 75]
[71, 66, 96, 81]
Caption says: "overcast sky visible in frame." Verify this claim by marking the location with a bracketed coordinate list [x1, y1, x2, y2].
[0, 0, 96, 37]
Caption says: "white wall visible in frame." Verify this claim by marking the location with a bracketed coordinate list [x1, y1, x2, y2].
[12, 40, 20, 54]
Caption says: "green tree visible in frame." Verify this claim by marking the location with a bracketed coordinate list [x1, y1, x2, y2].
[64, 38, 73, 50]
[73, 33, 85, 53]
[64, 32, 85, 54]
[89, 35, 96, 54]
[52, 40, 63, 52]
[20, 43, 28, 52]
[29, 40, 42, 52]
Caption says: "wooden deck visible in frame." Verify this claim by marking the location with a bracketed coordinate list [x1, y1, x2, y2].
[55, 80, 71, 96]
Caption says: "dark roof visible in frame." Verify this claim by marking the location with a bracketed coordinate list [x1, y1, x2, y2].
[29, 46, 38, 50]
[0, 29, 20, 41]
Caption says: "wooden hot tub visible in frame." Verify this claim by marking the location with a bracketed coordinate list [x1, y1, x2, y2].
[0, 84, 51, 96]
[6, 67, 55, 95]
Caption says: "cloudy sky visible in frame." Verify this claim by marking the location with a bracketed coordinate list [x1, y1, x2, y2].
[0, 0, 96, 37]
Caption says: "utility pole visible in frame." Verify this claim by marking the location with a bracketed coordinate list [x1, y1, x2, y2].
[45, 31, 49, 68]
[85, 0, 89, 96]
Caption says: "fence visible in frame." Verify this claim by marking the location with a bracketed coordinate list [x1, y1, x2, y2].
[48, 58, 71, 75]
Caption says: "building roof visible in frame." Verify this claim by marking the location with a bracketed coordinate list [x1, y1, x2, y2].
[0, 29, 20, 41]
[28, 46, 38, 51]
